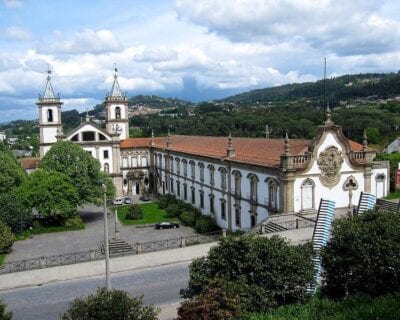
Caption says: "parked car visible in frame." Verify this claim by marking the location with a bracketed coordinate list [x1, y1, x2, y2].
[113, 197, 123, 205]
[139, 194, 150, 202]
[124, 197, 132, 204]
[155, 222, 179, 229]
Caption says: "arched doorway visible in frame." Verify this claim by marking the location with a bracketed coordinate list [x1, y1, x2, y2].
[127, 170, 145, 196]
[301, 178, 315, 210]
[250, 215, 256, 228]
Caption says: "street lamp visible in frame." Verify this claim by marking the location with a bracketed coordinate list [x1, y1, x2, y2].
[100, 181, 111, 290]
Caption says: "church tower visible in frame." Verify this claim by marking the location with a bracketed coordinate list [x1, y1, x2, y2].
[37, 69, 63, 158]
[105, 68, 129, 140]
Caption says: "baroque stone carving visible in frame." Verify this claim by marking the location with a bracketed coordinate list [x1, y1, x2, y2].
[317, 146, 344, 186]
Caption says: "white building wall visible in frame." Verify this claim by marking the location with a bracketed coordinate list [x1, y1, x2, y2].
[43, 127, 58, 144]
[155, 151, 279, 231]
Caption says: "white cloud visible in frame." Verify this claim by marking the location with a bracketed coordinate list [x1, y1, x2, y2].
[175, 0, 400, 56]
[134, 47, 178, 62]
[62, 98, 102, 113]
[4, 26, 31, 40]
[39, 29, 122, 54]
[3, 0, 24, 8]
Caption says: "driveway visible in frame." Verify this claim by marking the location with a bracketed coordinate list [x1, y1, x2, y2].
[6, 201, 197, 262]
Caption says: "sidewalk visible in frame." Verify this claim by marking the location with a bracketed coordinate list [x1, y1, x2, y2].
[0, 242, 217, 291]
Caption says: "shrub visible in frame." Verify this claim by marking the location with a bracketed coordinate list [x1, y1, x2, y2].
[0, 300, 12, 320]
[250, 293, 400, 320]
[177, 279, 245, 320]
[322, 208, 400, 298]
[158, 197, 168, 209]
[64, 215, 85, 229]
[60, 288, 159, 320]
[181, 234, 314, 313]
[158, 194, 178, 209]
[0, 221, 15, 254]
[179, 211, 197, 227]
[166, 204, 181, 218]
[194, 215, 219, 234]
[126, 204, 143, 220]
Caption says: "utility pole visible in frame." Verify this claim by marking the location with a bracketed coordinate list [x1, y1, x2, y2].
[324, 57, 327, 108]
[102, 183, 111, 290]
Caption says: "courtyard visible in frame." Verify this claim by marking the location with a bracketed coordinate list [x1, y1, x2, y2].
[5, 198, 197, 263]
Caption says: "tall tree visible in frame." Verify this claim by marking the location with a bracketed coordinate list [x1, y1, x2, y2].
[40, 141, 115, 205]
[19, 169, 79, 221]
[0, 149, 26, 193]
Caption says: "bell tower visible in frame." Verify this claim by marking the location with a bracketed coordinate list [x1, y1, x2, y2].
[105, 67, 129, 140]
[37, 68, 63, 157]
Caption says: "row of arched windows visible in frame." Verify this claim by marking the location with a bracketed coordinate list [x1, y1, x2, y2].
[155, 153, 279, 209]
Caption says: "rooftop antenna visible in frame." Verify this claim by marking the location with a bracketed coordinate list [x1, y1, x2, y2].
[323, 58, 327, 109]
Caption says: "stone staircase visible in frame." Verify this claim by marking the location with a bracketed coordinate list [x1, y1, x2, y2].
[101, 239, 136, 256]
[263, 221, 287, 233]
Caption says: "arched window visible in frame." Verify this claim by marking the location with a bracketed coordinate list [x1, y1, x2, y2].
[208, 164, 215, 186]
[266, 178, 279, 211]
[115, 106, 121, 119]
[104, 163, 109, 173]
[82, 131, 95, 141]
[198, 162, 205, 182]
[219, 167, 227, 190]
[189, 160, 196, 180]
[301, 178, 315, 210]
[175, 157, 181, 174]
[232, 170, 242, 196]
[47, 109, 53, 122]
[182, 159, 188, 177]
[247, 173, 259, 202]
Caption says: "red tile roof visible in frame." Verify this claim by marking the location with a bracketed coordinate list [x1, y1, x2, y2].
[20, 157, 40, 170]
[121, 135, 366, 168]
[153, 135, 310, 167]
[120, 138, 152, 149]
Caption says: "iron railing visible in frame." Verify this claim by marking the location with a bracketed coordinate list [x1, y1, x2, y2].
[0, 231, 222, 275]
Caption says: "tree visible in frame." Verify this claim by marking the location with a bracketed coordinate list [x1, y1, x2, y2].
[0, 190, 31, 233]
[177, 279, 244, 320]
[322, 208, 400, 298]
[40, 141, 115, 205]
[60, 288, 159, 320]
[0, 221, 15, 254]
[19, 169, 79, 222]
[181, 234, 314, 313]
[126, 204, 143, 220]
[0, 149, 26, 193]
[0, 300, 12, 320]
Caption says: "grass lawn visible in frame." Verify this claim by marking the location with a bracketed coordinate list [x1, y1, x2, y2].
[0, 253, 6, 265]
[116, 203, 178, 225]
[384, 190, 400, 200]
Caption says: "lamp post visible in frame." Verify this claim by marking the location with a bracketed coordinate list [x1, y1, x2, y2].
[101, 182, 111, 290]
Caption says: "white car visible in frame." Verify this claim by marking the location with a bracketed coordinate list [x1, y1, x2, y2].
[113, 197, 123, 205]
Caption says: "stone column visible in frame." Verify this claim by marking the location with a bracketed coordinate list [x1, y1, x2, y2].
[280, 175, 295, 214]
[364, 167, 372, 192]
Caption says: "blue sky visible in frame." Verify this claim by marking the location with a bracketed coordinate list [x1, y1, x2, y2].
[0, 0, 400, 122]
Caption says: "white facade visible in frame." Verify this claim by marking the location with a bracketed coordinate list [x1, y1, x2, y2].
[152, 122, 390, 231]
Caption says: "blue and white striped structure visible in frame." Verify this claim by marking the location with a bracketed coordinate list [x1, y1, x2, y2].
[356, 191, 376, 215]
[308, 198, 336, 294]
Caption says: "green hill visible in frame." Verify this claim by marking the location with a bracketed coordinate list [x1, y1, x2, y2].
[220, 72, 400, 105]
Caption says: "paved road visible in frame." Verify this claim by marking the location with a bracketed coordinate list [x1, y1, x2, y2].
[0, 261, 190, 320]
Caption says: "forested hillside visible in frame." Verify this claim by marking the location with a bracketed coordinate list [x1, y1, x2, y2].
[221, 72, 400, 105]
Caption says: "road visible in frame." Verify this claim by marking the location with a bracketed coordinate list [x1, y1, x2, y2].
[0, 261, 190, 320]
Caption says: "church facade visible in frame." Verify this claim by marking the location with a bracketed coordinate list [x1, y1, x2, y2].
[37, 71, 390, 231]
